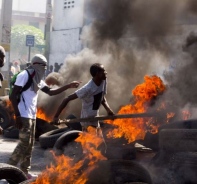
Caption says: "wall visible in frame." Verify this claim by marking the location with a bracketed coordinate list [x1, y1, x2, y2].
[53, 0, 84, 30]
[49, 29, 82, 66]
[49, 0, 85, 66]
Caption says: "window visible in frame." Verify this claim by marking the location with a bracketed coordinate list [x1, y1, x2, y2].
[64, 0, 75, 9]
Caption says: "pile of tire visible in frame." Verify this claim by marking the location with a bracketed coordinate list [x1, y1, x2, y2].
[148, 120, 197, 184]
[39, 114, 82, 149]
[51, 123, 136, 161]
[37, 115, 152, 184]
[19, 160, 153, 184]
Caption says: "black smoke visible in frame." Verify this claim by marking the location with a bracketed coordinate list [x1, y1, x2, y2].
[38, 0, 197, 120]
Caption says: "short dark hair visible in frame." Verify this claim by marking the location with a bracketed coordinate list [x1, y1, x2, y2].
[90, 63, 103, 77]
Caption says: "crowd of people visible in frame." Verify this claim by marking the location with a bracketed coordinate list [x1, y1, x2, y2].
[9, 60, 62, 79]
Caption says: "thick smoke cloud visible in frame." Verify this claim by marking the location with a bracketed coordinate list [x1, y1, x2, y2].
[163, 32, 197, 117]
[86, 0, 177, 51]
[185, 0, 197, 14]
[38, 0, 197, 120]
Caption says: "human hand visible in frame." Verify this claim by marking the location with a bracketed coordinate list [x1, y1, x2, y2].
[68, 81, 81, 88]
[0, 73, 4, 81]
[52, 117, 60, 125]
[15, 117, 23, 129]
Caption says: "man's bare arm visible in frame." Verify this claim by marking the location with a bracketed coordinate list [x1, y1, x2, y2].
[46, 81, 81, 96]
[9, 85, 22, 117]
[53, 93, 78, 120]
[101, 96, 114, 115]
[9, 85, 24, 129]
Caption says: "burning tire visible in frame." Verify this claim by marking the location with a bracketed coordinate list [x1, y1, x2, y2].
[0, 163, 27, 184]
[159, 129, 197, 152]
[168, 152, 197, 183]
[39, 127, 71, 149]
[65, 114, 82, 131]
[0, 106, 11, 129]
[53, 130, 83, 161]
[35, 118, 58, 139]
[87, 160, 152, 184]
[99, 142, 136, 160]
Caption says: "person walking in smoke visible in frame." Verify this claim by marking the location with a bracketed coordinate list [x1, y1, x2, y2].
[8, 54, 81, 179]
[53, 63, 114, 132]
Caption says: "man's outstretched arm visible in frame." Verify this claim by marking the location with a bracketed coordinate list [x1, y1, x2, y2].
[52, 93, 78, 123]
[45, 81, 81, 96]
[101, 96, 115, 115]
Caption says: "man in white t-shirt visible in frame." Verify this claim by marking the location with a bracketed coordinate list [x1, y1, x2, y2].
[53, 63, 114, 130]
[8, 54, 81, 179]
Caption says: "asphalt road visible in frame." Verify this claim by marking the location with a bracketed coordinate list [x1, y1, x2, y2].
[0, 135, 53, 184]
[0, 134, 155, 184]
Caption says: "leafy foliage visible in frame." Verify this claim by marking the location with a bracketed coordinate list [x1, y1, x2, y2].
[11, 25, 45, 57]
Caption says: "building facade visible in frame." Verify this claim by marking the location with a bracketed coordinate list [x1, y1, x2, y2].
[49, 0, 84, 66]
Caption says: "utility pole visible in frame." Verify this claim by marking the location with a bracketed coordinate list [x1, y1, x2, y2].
[45, 0, 52, 67]
[0, 0, 13, 82]
[0, 0, 12, 52]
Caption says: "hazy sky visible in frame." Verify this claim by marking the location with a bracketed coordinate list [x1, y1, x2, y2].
[0, 0, 47, 13]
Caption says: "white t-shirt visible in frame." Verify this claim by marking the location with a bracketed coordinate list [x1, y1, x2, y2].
[75, 79, 107, 127]
[15, 70, 47, 119]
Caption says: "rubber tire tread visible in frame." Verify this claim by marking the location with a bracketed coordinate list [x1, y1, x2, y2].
[3, 126, 19, 139]
[159, 129, 197, 152]
[53, 130, 82, 155]
[0, 163, 27, 184]
[39, 127, 71, 149]
[0, 106, 11, 129]
[87, 160, 152, 184]
[110, 160, 152, 184]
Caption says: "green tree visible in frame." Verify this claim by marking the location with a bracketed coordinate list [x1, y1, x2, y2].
[11, 25, 45, 61]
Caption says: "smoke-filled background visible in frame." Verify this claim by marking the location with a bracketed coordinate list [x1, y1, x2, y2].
[38, 0, 197, 120]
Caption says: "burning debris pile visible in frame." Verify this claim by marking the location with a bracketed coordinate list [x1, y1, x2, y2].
[106, 75, 167, 143]
[31, 74, 192, 184]
[12, 0, 197, 183]
[32, 127, 106, 184]
[106, 75, 192, 143]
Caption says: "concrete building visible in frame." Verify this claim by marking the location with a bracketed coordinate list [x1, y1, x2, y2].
[0, 0, 47, 32]
[0, 0, 47, 94]
[49, 0, 84, 66]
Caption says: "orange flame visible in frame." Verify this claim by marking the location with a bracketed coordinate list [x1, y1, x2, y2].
[32, 127, 106, 184]
[5, 99, 12, 109]
[107, 75, 171, 143]
[181, 110, 191, 120]
[31, 74, 192, 184]
[36, 108, 52, 122]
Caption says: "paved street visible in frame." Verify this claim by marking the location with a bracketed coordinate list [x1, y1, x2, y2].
[0, 134, 155, 184]
[0, 135, 53, 183]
